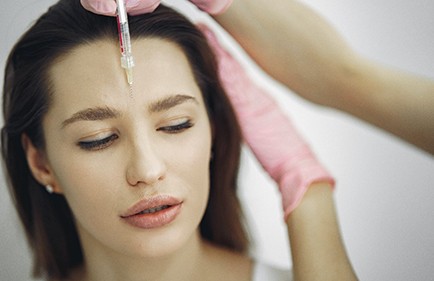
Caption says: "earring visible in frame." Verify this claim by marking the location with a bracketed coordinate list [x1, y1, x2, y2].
[45, 184, 54, 194]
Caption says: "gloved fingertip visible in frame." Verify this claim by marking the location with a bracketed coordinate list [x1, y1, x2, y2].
[81, 0, 117, 16]
[100, 8, 118, 16]
[126, 0, 160, 15]
[210, 0, 234, 15]
[191, 0, 233, 15]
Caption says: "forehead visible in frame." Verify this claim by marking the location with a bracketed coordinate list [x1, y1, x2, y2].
[47, 38, 202, 116]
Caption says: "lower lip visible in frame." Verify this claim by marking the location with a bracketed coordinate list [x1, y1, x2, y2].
[121, 203, 182, 229]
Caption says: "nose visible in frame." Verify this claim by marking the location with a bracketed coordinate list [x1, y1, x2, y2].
[126, 139, 167, 187]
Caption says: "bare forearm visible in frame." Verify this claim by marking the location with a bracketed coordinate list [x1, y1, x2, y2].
[286, 183, 358, 281]
[215, 0, 434, 154]
[214, 0, 355, 106]
[335, 58, 434, 154]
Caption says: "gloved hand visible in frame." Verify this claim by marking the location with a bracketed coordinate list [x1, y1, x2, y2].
[80, 0, 232, 16]
[198, 24, 335, 219]
[80, 0, 158, 16]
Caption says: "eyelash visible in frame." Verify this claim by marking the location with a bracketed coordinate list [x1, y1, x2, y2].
[77, 120, 194, 151]
[157, 120, 194, 134]
[78, 134, 119, 151]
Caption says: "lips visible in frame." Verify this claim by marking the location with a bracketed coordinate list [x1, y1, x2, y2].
[120, 195, 183, 229]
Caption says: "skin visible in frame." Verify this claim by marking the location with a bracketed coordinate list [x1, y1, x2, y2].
[23, 38, 251, 281]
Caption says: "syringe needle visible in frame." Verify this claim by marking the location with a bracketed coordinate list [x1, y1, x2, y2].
[116, 0, 134, 86]
[126, 68, 133, 85]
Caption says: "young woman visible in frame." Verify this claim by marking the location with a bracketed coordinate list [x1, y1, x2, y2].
[2, 0, 356, 280]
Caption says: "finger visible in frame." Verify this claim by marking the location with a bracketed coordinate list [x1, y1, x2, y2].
[125, 0, 160, 15]
[190, 0, 233, 15]
[80, 0, 117, 16]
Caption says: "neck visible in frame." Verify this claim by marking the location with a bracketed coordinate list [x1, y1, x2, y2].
[79, 230, 207, 281]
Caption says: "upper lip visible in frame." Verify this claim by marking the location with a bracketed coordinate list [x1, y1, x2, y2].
[120, 195, 183, 218]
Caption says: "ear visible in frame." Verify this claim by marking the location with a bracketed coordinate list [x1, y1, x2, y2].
[21, 134, 61, 194]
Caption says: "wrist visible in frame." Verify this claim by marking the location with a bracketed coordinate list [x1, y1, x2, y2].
[286, 182, 334, 225]
[288, 180, 334, 220]
[280, 161, 335, 220]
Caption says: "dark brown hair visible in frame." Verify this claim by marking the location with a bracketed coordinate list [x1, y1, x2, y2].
[1, 0, 248, 279]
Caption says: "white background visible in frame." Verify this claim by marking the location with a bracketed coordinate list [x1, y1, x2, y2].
[1, 0, 433, 280]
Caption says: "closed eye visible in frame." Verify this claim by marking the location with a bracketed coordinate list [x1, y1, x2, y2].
[77, 134, 119, 151]
[157, 120, 194, 134]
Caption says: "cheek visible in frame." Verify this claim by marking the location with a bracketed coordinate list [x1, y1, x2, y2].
[48, 147, 123, 225]
[172, 120, 212, 184]
[49, 153, 128, 253]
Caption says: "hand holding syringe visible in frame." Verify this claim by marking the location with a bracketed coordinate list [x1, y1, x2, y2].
[116, 0, 134, 85]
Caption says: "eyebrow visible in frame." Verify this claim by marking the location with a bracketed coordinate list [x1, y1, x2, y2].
[61, 94, 198, 128]
[61, 106, 120, 128]
[148, 94, 198, 113]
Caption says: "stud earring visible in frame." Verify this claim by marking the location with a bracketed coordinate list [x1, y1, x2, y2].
[45, 184, 54, 194]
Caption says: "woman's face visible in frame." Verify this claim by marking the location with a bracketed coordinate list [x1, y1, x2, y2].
[39, 38, 212, 258]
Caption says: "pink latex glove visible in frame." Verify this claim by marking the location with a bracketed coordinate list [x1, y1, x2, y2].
[80, 0, 232, 16]
[187, 0, 233, 15]
[198, 24, 335, 219]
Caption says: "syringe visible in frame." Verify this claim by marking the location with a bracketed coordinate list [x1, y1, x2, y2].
[116, 0, 134, 85]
